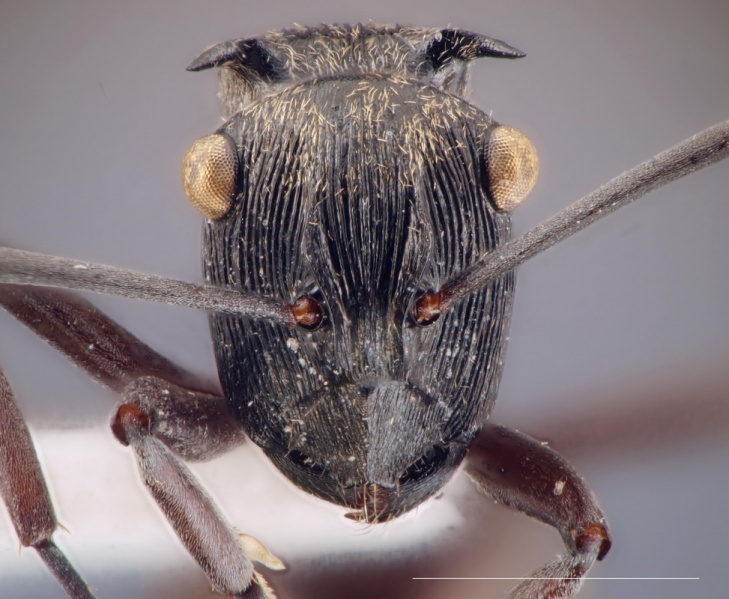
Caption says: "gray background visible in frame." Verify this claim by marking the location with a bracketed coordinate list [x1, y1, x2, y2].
[0, 1, 727, 598]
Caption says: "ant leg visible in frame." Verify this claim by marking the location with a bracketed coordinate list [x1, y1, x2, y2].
[0, 366, 95, 599]
[0, 284, 208, 393]
[0, 286, 277, 596]
[465, 422, 611, 599]
[112, 377, 277, 598]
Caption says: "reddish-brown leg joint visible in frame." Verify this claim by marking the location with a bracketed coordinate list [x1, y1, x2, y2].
[466, 422, 612, 599]
[574, 522, 612, 561]
[111, 402, 151, 446]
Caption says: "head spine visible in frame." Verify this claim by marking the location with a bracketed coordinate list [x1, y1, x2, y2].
[188, 23, 525, 118]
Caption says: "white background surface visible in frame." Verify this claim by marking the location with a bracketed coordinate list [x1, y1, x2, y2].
[1, 1, 728, 598]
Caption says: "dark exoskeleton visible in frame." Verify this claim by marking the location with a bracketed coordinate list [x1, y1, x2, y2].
[196, 25, 529, 518]
[2, 23, 728, 599]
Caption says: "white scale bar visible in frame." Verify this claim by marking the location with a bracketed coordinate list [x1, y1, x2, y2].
[413, 577, 700, 580]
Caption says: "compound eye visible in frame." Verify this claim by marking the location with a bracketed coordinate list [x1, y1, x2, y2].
[182, 132, 239, 220]
[482, 125, 539, 212]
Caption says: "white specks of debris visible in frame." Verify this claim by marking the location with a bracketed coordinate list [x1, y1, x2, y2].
[553, 480, 566, 496]
[88, 344, 94, 350]
[73, 264, 88, 270]
[347, 456, 356, 462]
[286, 338, 300, 352]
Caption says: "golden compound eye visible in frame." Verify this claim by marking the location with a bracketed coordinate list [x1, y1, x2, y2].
[182, 133, 239, 220]
[484, 125, 539, 212]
